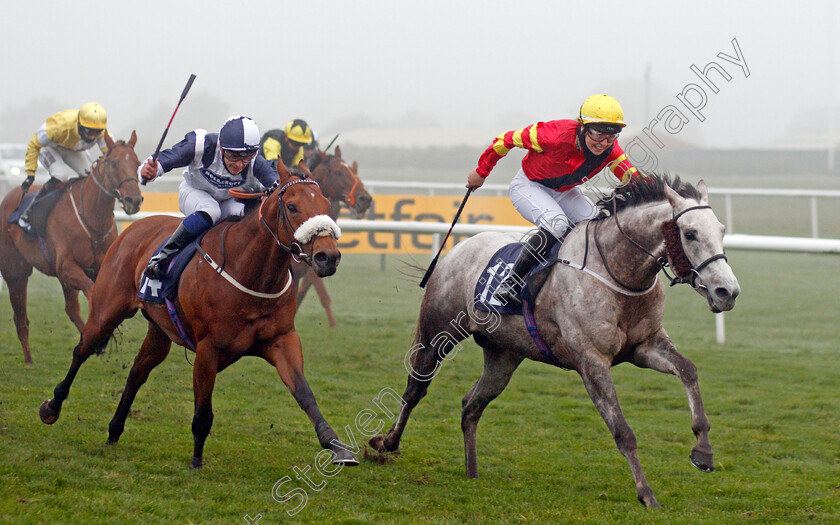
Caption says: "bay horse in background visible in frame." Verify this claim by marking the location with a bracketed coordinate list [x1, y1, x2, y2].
[0, 132, 143, 363]
[370, 175, 740, 507]
[297, 146, 372, 326]
[39, 160, 358, 469]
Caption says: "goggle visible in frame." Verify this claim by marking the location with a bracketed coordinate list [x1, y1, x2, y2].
[80, 126, 102, 138]
[586, 129, 619, 144]
[223, 149, 257, 162]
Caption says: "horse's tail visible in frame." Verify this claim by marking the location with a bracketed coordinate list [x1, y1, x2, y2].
[396, 258, 425, 286]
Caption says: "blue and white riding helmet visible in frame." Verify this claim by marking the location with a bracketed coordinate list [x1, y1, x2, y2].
[219, 116, 261, 152]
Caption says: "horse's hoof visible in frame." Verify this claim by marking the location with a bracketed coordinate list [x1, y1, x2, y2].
[331, 448, 359, 466]
[189, 456, 203, 469]
[369, 434, 396, 453]
[39, 399, 60, 424]
[107, 434, 119, 445]
[690, 449, 714, 472]
[637, 487, 660, 508]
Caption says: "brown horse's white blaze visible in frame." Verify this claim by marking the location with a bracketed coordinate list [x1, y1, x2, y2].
[369, 175, 739, 508]
[38, 159, 357, 468]
[0, 131, 143, 363]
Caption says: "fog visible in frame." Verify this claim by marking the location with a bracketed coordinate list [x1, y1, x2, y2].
[2, 0, 838, 153]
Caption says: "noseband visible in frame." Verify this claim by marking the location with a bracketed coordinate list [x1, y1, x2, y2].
[259, 178, 322, 265]
[661, 205, 728, 289]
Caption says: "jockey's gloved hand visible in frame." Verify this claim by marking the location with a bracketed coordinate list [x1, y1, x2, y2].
[21, 175, 35, 193]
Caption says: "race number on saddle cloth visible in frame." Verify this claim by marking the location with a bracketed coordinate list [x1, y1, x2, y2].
[473, 240, 562, 315]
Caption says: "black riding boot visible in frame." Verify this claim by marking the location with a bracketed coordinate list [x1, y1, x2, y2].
[143, 222, 200, 280]
[493, 228, 560, 307]
[18, 178, 59, 234]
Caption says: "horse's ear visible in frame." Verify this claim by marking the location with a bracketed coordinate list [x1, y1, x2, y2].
[334, 145, 342, 159]
[104, 131, 115, 149]
[696, 180, 709, 204]
[297, 159, 314, 179]
[128, 130, 137, 148]
[352, 160, 358, 174]
[664, 183, 684, 210]
[275, 158, 292, 184]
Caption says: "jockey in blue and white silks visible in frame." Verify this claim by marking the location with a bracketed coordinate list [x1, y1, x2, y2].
[138, 116, 278, 280]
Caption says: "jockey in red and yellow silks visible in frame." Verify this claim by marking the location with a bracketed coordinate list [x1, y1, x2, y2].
[466, 94, 640, 307]
[475, 118, 638, 192]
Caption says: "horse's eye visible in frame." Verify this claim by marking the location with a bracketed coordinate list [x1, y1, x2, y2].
[286, 203, 298, 213]
[684, 231, 697, 241]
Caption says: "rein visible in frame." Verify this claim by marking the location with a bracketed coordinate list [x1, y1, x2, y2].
[72, 144, 137, 245]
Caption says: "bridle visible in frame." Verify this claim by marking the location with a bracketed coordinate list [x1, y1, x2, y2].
[258, 177, 323, 265]
[71, 143, 139, 245]
[591, 195, 727, 292]
[86, 143, 139, 209]
[318, 154, 362, 208]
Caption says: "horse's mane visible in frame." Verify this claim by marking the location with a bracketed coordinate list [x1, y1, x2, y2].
[594, 173, 701, 219]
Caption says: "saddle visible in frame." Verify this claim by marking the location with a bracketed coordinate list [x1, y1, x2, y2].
[138, 232, 209, 304]
[472, 242, 562, 316]
[7, 181, 72, 238]
[472, 241, 565, 366]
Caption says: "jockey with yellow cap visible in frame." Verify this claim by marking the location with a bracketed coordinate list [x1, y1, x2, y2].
[466, 94, 641, 307]
[17, 103, 109, 234]
[259, 119, 315, 168]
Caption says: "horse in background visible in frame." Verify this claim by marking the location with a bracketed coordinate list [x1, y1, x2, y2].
[370, 175, 740, 507]
[296, 146, 372, 326]
[39, 160, 358, 469]
[0, 132, 143, 363]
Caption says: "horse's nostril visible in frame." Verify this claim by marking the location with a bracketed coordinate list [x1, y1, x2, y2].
[314, 252, 329, 267]
[714, 287, 730, 300]
[359, 195, 371, 206]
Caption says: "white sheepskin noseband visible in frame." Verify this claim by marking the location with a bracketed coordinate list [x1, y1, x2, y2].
[294, 215, 342, 244]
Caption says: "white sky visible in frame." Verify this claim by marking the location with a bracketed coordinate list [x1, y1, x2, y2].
[2, 0, 838, 149]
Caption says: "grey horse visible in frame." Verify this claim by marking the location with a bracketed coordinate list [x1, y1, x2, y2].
[370, 175, 740, 507]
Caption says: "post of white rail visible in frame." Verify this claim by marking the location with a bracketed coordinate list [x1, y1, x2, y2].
[724, 194, 734, 233]
[810, 196, 819, 238]
[715, 312, 725, 344]
[431, 233, 441, 260]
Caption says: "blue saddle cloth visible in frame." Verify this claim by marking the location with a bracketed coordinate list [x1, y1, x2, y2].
[137, 234, 206, 303]
[472, 241, 562, 316]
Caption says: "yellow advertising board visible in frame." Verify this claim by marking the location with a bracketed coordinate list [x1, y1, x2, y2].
[139, 193, 531, 254]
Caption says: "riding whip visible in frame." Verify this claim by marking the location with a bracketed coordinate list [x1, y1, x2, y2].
[323, 133, 339, 153]
[142, 74, 196, 186]
[419, 188, 472, 288]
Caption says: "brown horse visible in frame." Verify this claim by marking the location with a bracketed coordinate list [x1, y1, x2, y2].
[295, 146, 372, 326]
[39, 160, 358, 468]
[0, 132, 143, 363]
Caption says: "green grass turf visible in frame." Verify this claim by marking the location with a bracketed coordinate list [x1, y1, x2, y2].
[0, 249, 837, 524]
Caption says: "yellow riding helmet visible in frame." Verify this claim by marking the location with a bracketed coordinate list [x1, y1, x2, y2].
[284, 119, 313, 144]
[79, 102, 108, 130]
[578, 94, 626, 128]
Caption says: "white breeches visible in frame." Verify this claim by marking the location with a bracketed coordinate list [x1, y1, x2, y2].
[508, 168, 597, 238]
[179, 181, 245, 223]
[39, 147, 93, 182]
